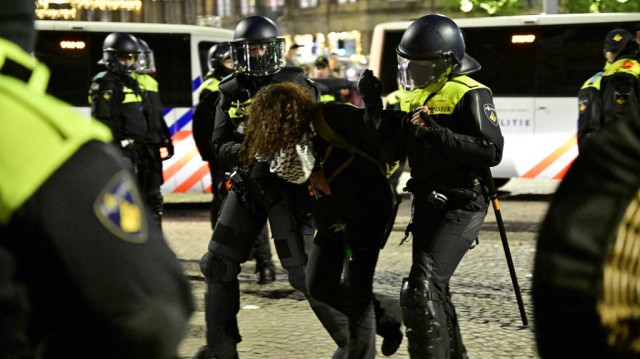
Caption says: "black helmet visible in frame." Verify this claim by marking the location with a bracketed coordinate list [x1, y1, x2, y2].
[100, 32, 140, 75]
[229, 16, 285, 76]
[135, 37, 156, 74]
[207, 42, 234, 78]
[396, 14, 480, 89]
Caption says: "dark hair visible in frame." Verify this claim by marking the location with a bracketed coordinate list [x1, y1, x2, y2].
[240, 82, 318, 166]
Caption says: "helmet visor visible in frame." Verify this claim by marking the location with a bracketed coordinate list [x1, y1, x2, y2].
[397, 55, 452, 90]
[136, 50, 156, 74]
[230, 39, 286, 76]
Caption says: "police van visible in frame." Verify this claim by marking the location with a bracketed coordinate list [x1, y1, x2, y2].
[368, 13, 640, 185]
[34, 20, 234, 193]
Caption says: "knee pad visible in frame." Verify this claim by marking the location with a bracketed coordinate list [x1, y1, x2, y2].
[200, 251, 241, 282]
[400, 277, 447, 358]
[269, 200, 307, 269]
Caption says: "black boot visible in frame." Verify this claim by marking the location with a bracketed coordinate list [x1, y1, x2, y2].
[255, 260, 276, 284]
[373, 293, 404, 356]
[204, 281, 242, 359]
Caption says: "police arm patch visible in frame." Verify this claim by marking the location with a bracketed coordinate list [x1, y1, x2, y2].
[483, 104, 499, 126]
[93, 170, 148, 243]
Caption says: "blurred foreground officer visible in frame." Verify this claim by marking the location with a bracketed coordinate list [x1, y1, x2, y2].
[577, 28, 634, 149]
[134, 37, 174, 223]
[0, 2, 193, 357]
[395, 14, 503, 359]
[192, 42, 276, 284]
[533, 93, 640, 359]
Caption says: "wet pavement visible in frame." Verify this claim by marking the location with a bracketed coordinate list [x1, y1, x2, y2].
[162, 178, 558, 359]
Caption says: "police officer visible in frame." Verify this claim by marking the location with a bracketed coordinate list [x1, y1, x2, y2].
[0, 1, 193, 356]
[194, 16, 402, 359]
[394, 14, 504, 359]
[241, 81, 406, 358]
[134, 37, 174, 222]
[577, 28, 635, 150]
[597, 32, 640, 132]
[192, 42, 276, 284]
[89, 33, 159, 222]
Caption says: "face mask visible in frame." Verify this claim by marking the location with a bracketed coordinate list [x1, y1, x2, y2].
[269, 134, 315, 184]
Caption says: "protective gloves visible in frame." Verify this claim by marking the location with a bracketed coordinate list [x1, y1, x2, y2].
[357, 69, 384, 104]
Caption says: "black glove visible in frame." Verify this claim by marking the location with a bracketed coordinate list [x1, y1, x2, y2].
[159, 138, 174, 160]
[357, 69, 384, 103]
[403, 109, 448, 143]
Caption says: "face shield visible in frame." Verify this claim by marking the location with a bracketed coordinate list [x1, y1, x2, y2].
[397, 55, 453, 90]
[136, 50, 156, 74]
[106, 51, 139, 75]
[230, 38, 286, 76]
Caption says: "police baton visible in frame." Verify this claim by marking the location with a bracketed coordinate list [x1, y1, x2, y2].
[482, 168, 528, 327]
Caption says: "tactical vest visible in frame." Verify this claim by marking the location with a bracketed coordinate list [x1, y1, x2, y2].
[0, 38, 112, 224]
[400, 75, 489, 113]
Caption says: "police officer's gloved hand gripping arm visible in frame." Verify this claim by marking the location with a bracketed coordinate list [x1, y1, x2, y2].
[406, 105, 502, 166]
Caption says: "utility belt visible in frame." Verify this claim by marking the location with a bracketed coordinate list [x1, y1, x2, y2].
[405, 177, 481, 209]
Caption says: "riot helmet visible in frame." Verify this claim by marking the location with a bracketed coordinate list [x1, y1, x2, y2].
[207, 42, 234, 78]
[100, 32, 140, 76]
[229, 16, 286, 76]
[135, 37, 156, 74]
[396, 14, 480, 90]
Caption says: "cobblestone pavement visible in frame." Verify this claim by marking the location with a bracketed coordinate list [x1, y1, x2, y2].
[162, 179, 558, 359]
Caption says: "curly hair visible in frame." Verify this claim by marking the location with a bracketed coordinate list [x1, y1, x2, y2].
[240, 82, 318, 166]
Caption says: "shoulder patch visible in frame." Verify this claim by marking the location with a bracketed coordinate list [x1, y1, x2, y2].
[93, 171, 148, 243]
[579, 98, 589, 112]
[483, 104, 499, 126]
[621, 60, 635, 70]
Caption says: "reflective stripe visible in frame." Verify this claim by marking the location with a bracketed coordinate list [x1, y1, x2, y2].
[123, 87, 142, 103]
[228, 99, 252, 118]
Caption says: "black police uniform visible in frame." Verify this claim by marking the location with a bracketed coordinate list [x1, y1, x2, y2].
[193, 73, 276, 284]
[305, 101, 405, 358]
[533, 97, 640, 358]
[398, 76, 504, 359]
[577, 70, 605, 149]
[137, 73, 173, 222]
[1, 36, 193, 359]
[89, 70, 160, 222]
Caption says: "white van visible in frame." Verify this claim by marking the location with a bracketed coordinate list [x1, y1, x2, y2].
[34, 20, 234, 193]
[368, 13, 640, 184]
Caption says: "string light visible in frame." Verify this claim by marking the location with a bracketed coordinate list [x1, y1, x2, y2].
[35, 0, 141, 19]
